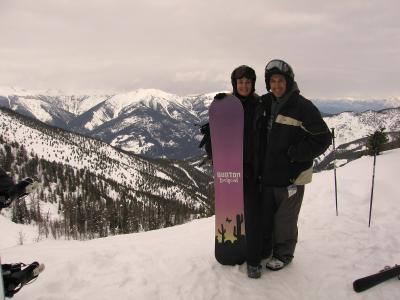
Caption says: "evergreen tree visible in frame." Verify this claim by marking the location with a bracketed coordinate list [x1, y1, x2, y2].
[366, 128, 389, 155]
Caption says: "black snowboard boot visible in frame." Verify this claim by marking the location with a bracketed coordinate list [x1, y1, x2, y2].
[2, 261, 44, 298]
[247, 264, 262, 279]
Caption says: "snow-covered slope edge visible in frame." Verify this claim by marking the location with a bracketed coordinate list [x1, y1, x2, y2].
[1, 149, 399, 299]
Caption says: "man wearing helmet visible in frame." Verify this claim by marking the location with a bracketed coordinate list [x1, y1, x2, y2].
[261, 59, 332, 271]
[199, 65, 265, 278]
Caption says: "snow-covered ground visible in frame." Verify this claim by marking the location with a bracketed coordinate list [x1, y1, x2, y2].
[1, 149, 400, 299]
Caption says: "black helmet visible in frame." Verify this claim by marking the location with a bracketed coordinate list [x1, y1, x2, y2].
[230, 65, 256, 95]
[264, 59, 294, 91]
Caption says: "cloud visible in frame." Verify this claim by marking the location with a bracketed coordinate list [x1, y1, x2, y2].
[0, 0, 399, 98]
[173, 70, 225, 83]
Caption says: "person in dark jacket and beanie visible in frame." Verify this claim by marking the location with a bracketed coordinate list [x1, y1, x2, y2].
[261, 59, 332, 271]
[199, 65, 265, 278]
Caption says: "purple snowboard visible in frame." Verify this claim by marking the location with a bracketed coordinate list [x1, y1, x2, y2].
[209, 95, 245, 265]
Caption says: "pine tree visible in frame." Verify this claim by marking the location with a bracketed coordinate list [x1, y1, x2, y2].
[366, 128, 389, 156]
[392, 131, 400, 149]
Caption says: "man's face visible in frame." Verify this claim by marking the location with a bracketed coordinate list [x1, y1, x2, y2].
[236, 77, 252, 97]
[270, 74, 287, 98]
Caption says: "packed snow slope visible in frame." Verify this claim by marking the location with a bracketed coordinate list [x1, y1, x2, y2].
[1, 149, 400, 299]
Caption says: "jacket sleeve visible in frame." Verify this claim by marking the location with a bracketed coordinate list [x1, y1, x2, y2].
[0, 167, 14, 195]
[0, 168, 15, 210]
[198, 123, 212, 159]
[287, 102, 332, 162]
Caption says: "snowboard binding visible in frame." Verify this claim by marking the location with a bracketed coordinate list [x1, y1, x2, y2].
[2, 262, 45, 298]
[381, 265, 400, 280]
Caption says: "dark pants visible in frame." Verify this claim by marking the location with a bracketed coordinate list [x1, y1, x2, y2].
[243, 177, 263, 266]
[262, 185, 305, 262]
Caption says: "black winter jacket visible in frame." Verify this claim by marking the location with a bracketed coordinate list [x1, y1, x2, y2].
[261, 91, 332, 187]
[241, 93, 265, 180]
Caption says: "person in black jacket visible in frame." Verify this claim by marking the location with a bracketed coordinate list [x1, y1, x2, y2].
[261, 59, 332, 271]
[199, 65, 265, 278]
[1, 167, 44, 297]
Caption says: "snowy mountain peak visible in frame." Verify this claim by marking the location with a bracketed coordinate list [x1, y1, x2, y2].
[105, 88, 184, 117]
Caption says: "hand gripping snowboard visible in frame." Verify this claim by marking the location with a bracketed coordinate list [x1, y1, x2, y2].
[209, 95, 245, 265]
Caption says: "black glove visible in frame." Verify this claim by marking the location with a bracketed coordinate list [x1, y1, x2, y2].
[214, 93, 227, 100]
[0, 178, 37, 211]
[198, 123, 212, 159]
[8, 177, 33, 202]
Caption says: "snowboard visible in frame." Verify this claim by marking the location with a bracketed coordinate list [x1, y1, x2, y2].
[209, 94, 245, 265]
[353, 264, 400, 292]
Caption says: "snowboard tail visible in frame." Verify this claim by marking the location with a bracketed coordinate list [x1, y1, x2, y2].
[215, 213, 246, 265]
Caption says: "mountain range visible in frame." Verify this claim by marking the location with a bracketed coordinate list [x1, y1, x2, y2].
[1, 87, 400, 240]
[0, 88, 214, 159]
[1, 87, 400, 160]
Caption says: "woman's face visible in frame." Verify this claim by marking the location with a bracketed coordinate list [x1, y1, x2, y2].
[236, 77, 252, 97]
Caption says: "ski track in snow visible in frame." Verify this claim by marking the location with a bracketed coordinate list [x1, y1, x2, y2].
[1, 149, 400, 299]
[173, 163, 199, 188]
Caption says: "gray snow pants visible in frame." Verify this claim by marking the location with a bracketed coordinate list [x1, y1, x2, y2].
[262, 185, 305, 262]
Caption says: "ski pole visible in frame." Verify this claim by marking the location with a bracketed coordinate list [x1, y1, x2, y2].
[331, 128, 338, 216]
[368, 151, 377, 227]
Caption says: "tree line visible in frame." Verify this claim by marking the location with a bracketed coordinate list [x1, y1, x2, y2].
[0, 135, 212, 241]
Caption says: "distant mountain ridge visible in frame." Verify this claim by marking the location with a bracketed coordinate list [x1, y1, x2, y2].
[313, 106, 400, 170]
[1, 87, 400, 159]
[313, 98, 400, 114]
[324, 107, 400, 146]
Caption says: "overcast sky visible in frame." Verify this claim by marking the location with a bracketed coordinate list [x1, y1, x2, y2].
[1, 0, 399, 99]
